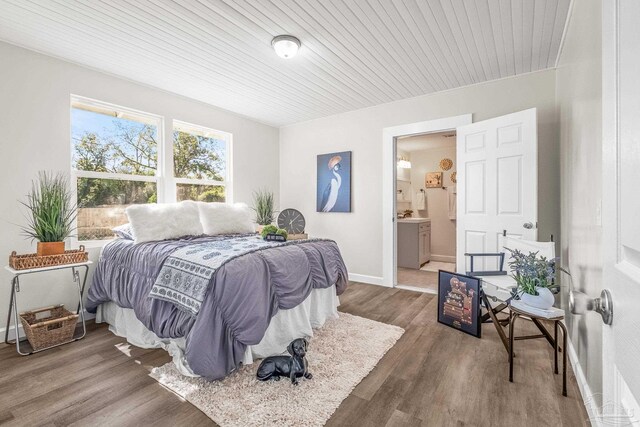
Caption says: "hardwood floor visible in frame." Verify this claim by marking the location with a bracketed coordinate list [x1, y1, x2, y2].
[0, 283, 589, 426]
[397, 267, 438, 292]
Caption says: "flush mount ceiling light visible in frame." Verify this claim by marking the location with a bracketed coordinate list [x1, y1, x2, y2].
[272, 35, 301, 59]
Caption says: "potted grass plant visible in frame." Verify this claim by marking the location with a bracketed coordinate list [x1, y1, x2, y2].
[506, 248, 558, 310]
[20, 171, 77, 256]
[252, 189, 275, 233]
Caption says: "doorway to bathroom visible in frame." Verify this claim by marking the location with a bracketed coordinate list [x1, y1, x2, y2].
[395, 131, 458, 293]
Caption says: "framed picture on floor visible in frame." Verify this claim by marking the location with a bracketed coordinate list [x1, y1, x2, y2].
[437, 270, 482, 338]
[317, 151, 352, 212]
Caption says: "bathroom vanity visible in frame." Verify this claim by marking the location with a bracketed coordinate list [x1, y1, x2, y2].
[397, 218, 431, 269]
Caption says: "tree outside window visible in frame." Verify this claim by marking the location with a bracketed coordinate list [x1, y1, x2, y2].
[71, 99, 230, 241]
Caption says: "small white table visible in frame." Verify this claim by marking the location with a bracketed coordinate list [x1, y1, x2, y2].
[4, 261, 92, 355]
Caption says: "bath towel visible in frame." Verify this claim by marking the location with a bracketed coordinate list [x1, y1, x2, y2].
[448, 185, 457, 219]
[415, 190, 426, 210]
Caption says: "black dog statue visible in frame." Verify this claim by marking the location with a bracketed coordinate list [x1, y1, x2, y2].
[256, 338, 312, 385]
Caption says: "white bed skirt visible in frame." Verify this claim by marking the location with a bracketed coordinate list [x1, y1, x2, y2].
[96, 285, 339, 377]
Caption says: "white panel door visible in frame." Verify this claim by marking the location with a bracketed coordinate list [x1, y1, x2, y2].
[601, 0, 640, 422]
[456, 108, 537, 273]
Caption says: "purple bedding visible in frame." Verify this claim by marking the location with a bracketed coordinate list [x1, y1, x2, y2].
[86, 235, 348, 380]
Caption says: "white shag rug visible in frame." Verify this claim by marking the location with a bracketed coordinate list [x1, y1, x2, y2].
[150, 312, 404, 427]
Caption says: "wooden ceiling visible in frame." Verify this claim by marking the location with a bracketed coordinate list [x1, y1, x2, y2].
[0, 0, 572, 126]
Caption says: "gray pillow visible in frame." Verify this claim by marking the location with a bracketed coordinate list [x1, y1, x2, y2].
[112, 223, 134, 240]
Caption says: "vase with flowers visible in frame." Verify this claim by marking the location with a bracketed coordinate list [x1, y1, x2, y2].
[506, 248, 559, 310]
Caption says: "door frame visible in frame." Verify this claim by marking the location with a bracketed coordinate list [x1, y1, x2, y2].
[382, 114, 472, 288]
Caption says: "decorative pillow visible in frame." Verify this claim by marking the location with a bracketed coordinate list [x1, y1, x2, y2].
[125, 201, 203, 244]
[198, 202, 255, 236]
[112, 223, 134, 240]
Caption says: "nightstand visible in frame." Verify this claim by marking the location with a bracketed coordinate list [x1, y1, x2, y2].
[4, 261, 92, 355]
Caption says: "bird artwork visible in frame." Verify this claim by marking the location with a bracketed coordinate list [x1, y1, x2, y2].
[317, 151, 351, 212]
[320, 155, 342, 212]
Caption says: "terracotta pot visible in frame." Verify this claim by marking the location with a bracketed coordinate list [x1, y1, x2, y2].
[37, 241, 66, 256]
[256, 225, 265, 234]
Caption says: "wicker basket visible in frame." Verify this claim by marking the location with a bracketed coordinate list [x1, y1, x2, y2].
[19, 305, 78, 351]
[9, 245, 88, 270]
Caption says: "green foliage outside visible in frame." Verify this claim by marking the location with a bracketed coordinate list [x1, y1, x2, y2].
[73, 121, 226, 207]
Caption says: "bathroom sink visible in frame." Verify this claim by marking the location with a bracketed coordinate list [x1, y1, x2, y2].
[397, 217, 430, 223]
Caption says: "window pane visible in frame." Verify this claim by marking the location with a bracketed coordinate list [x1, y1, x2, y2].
[173, 129, 226, 181]
[176, 184, 225, 203]
[71, 107, 158, 177]
[77, 178, 157, 240]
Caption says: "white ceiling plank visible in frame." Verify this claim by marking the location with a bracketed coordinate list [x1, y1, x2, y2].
[392, 0, 465, 88]
[487, 0, 508, 76]
[351, 0, 434, 93]
[499, 0, 516, 76]
[0, 0, 572, 126]
[165, 0, 370, 109]
[296, 0, 413, 99]
[464, 0, 500, 80]
[423, 0, 479, 84]
[118, 0, 353, 114]
[269, 0, 399, 101]
[510, 0, 524, 75]
[538, 0, 559, 70]
[530, 0, 547, 71]
[521, 0, 535, 73]
[337, 0, 427, 93]
[368, 0, 449, 91]
[16, 0, 312, 120]
[547, 0, 571, 68]
[66, 0, 340, 116]
[448, 0, 490, 81]
[219, 0, 389, 105]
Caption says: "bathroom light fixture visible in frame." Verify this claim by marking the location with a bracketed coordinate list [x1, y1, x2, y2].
[272, 35, 301, 59]
[397, 156, 412, 169]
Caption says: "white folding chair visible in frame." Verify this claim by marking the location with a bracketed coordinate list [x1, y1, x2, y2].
[465, 235, 556, 353]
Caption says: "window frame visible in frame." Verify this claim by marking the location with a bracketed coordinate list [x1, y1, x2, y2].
[70, 95, 232, 246]
[171, 119, 233, 204]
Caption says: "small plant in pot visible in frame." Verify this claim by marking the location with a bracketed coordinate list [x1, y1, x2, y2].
[20, 172, 77, 256]
[506, 248, 559, 310]
[252, 188, 275, 233]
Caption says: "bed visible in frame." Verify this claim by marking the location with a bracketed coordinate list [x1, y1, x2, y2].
[86, 234, 348, 380]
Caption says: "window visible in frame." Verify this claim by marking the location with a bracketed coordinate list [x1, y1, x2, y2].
[71, 96, 231, 242]
[173, 120, 230, 203]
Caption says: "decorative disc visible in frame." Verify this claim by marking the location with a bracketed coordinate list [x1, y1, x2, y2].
[439, 158, 453, 171]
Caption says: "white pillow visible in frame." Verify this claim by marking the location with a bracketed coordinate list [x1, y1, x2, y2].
[198, 202, 255, 235]
[125, 201, 203, 244]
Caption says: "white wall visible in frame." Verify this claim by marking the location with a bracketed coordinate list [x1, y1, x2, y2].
[280, 70, 559, 281]
[406, 146, 457, 261]
[556, 0, 603, 404]
[0, 41, 279, 337]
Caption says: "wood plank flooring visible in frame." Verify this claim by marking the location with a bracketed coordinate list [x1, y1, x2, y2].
[397, 268, 438, 292]
[0, 283, 589, 426]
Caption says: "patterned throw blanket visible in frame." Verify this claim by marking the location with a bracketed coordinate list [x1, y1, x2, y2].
[149, 234, 288, 316]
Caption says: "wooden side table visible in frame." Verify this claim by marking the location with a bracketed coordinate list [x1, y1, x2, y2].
[4, 261, 92, 355]
[508, 301, 568, 396]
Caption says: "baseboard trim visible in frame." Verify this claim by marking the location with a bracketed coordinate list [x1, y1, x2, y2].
[348, 273, 387, 287]
[430, 254, 456, 263]
[0, 310, 95, 341]
[566, 336, 601, 427]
